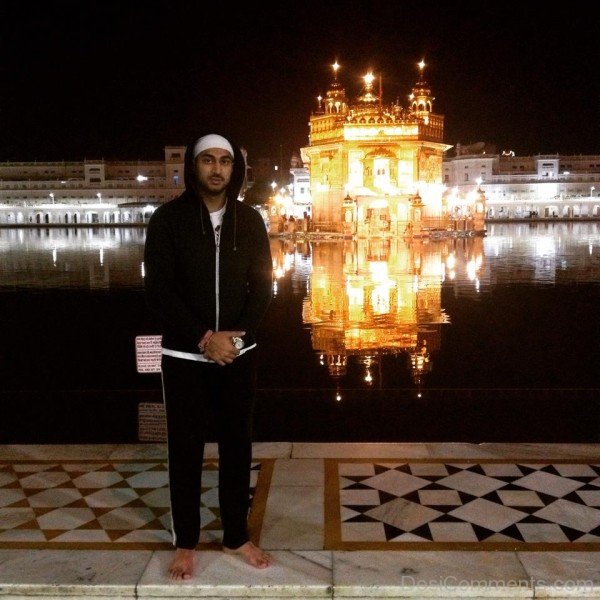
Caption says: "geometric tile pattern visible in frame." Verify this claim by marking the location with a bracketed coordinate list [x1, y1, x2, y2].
[0, 459, 271, 550]
[325, 460, 600, 550]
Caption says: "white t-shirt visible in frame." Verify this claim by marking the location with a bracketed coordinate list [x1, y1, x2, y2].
[210, 205, 225, 244]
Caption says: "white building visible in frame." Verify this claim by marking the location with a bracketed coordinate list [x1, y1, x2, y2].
[443, 145, 600, 218]
[0, 147, 186, 225]
[289, 153, 311, 218]
[5, 141, 600, 226]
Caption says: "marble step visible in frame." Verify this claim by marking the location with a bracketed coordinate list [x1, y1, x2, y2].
[0, 549, 599, 599]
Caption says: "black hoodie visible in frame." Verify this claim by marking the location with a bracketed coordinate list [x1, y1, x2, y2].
[143, 132, 273, 354]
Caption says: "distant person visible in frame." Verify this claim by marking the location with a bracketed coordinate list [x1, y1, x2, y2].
[144, 133, 274, 580]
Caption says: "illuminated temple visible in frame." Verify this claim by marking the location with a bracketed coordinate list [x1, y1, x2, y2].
[300, 61, 486, 238]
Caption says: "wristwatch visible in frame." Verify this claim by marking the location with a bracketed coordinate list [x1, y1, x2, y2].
[231, 336, 245, 351]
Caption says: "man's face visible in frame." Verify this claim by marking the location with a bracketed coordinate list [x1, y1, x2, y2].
[195, 148, 234, 195]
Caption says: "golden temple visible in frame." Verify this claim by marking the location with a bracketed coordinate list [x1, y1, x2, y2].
[299, 61, 486, 238]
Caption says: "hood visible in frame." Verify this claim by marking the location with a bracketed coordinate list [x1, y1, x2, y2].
[183, 131, 247, 249]
[183, 131, 246, 202]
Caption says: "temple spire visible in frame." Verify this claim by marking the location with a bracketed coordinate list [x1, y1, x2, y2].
[324, 59, 348, 115]
[332, 60, 340, 81]
[417, 59, 426, 82]
[410, 58, 434, 118]
[358, 71, 379, 105]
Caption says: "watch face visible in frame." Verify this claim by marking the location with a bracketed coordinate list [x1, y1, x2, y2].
[232, 337, 244, 350]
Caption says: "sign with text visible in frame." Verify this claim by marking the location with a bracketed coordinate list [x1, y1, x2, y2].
[138, 402, 167, 442]
[135, 335, 162, 373]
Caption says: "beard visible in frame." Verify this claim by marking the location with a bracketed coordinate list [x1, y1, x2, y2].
[197, 176, 228, 196]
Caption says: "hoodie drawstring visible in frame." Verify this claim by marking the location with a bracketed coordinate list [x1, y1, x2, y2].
[233, 201, 237, 251]
[199, 202, 206, 235]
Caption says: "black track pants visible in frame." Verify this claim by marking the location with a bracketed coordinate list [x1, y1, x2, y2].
[161, 350, 257, 550]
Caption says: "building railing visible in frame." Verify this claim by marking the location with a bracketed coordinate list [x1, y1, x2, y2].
[309, 220, 344, 234]
[0, 180, 180, 190]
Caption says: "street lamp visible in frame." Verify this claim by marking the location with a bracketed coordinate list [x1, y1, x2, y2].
[591, 186, 595, 198]
[49, 193, 55, 204]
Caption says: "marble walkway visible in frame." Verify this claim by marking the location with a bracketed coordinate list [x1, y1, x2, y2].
[0, 442, 599, 599]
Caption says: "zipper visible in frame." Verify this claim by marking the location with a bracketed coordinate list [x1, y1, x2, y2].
[214, 224, 221, 331]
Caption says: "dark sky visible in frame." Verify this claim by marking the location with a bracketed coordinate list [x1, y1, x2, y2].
[2, 1, 599, 163]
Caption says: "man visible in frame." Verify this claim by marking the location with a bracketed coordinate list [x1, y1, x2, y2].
[144, 133, 274, 580]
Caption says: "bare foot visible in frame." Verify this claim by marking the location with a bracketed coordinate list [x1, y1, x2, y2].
[168, 548, 195, 580]
[223, 541, 273, 569]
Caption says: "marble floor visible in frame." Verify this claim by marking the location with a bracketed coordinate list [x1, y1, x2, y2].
[0, 442, 599, 599]
[328, 459, 600, 549]
[0, 457, 271, 549]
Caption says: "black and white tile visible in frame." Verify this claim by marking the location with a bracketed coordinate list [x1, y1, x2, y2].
[337, 462, 600, 544]
[0, 460, 262, 548]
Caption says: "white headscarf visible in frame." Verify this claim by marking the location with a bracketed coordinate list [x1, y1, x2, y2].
[193, 134, 234, 158]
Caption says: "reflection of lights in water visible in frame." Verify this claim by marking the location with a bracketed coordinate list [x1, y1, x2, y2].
[432, 261, 445, 277]
[283, 253, 294, 271]
[272, 250, 296, 282]
[141, 261, 145, 278]
[590, 243, 593, 256]
[466, 259, 477, 280]
[372, 285, 392, 313]
[448, 270, 455, 280]
[534, 236, 555, 257]
[315, 276, 328, 289]
[475, 278, 480, 293]
[99, 248, 104, 266]
[411, 352, 429, 371]
[409, 341, 431, 386]
[52, 247, 57, 265]
[369, 261, 388, 281]
[446, 253, 456, 269]
[18, 234, 120, 251]
[362, 356, 375, 385]
[273, 280, 278, 296]
[346, 283, 364, 306]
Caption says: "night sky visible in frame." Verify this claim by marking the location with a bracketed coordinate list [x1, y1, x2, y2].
[2, 1, 599, 164]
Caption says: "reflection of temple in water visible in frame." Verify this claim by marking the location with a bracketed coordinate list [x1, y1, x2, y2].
[301, 238, 453, 387]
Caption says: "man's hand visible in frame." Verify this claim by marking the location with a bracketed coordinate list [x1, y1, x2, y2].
[202, 330, 246, 366]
